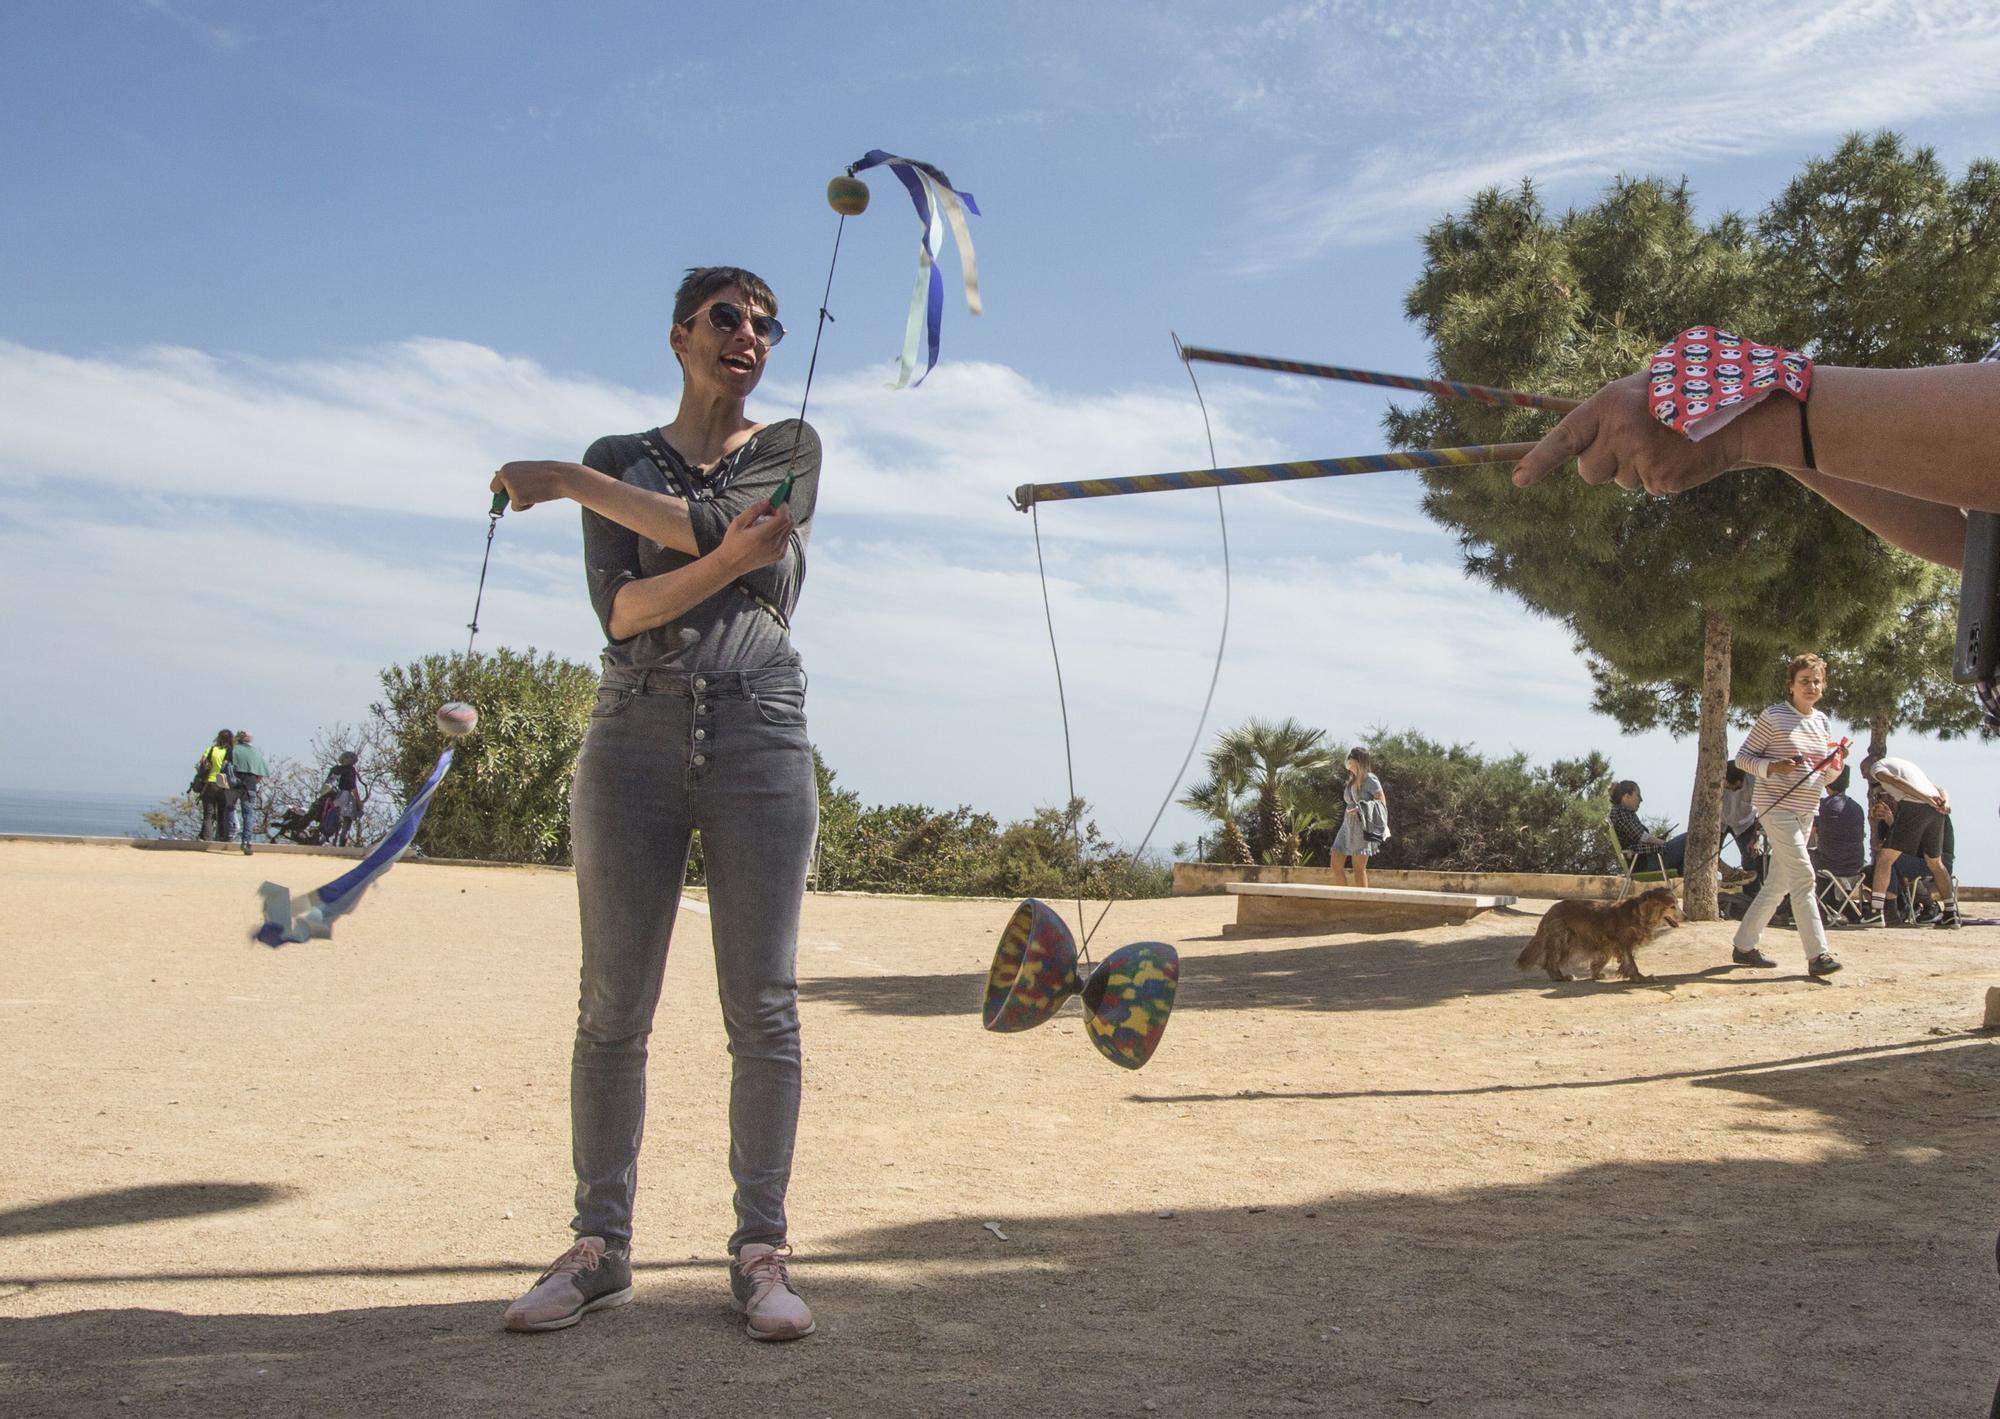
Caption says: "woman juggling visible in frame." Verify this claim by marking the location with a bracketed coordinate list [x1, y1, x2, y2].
[489, 267, 820, 1341]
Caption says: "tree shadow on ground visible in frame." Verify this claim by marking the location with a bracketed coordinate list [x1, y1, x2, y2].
[801, 921, 1750, 1020]
[4, 1042, 1994, 1419]
[0, 1183, 294, 1240]
[1129, 1030, 1989, 1104]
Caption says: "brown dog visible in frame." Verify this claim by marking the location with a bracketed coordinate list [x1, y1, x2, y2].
[1515, 886, 1683, 982]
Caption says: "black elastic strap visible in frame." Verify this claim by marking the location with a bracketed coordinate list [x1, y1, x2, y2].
[1798, 394, 1817, 471]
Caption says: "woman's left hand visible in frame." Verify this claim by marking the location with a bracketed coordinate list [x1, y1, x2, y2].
[491, 460, 586, 511]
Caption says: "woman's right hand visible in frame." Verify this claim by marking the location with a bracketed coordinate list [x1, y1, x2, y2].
[491, 460, 587, 511]
[717, 499, 795, 574]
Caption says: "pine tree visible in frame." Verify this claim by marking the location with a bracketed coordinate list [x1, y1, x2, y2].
[1821, 565, 1989, 758]
[1393, 136, 2000, 916]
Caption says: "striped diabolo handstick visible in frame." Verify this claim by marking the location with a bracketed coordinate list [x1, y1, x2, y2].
[1178, 346, 1579, 414]
[1010, 441, 1540, 510]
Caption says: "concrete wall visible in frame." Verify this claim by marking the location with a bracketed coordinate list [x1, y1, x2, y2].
[1172, 861, 2000, 902]
[1175, 862, 1636, 902]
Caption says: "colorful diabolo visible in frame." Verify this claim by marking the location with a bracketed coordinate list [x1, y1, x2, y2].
[1080, 941, 1180, 1070]
[982, 900, 1181, 1069]
[983, 898, 1081, 1031]
[826, 174, 870, 216]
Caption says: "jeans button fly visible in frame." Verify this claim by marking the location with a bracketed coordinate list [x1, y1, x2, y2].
[694, 754, 706, 765]
[694, 729, 706, 740]
[694, 678, 707, 690]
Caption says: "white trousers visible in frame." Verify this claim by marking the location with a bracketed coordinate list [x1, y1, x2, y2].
[1731, 808, 1829, 963]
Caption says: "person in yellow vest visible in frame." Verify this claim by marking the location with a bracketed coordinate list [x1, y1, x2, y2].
[189, 730, 234, 841]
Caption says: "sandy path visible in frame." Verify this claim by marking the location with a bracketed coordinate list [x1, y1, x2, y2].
[1, 840, 1996, 1417]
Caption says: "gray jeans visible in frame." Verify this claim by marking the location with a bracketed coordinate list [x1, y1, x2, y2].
[568, 659, 817, 1254]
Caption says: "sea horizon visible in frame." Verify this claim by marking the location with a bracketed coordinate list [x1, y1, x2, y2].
[0, 786, 165, 839]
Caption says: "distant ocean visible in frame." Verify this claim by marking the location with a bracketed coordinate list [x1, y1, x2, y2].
[0, 787, 163, 838]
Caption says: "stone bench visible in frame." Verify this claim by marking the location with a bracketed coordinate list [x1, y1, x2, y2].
[1224, 882, 1519, 936]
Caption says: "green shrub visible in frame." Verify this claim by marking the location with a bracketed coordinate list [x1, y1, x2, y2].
[372, 648, 598, 864]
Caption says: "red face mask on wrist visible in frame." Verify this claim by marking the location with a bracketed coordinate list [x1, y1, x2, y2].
[1646, 326, 1813, 441]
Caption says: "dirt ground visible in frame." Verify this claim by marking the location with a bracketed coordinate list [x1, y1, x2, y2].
[1, 840, 1996, 1417]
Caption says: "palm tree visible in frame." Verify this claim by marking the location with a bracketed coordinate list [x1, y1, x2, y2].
[1207, 718, 1335, 863]
[1278, 779, 1339, 868]
[1178, 768, 1254, 865]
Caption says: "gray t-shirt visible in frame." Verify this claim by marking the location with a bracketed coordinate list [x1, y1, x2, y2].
[580, 420, 819, 673]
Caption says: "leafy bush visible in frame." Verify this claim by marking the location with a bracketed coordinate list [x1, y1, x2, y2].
[1339, 729, 1616, 875]
[810, 754, 1171, 899]
[372, 648, 598, 864]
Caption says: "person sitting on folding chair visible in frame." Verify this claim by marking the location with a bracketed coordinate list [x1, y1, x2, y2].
[1609, 780, 1686, 872]
[1720, 763, 1767, 890]
[1811, 766, 1868, 924]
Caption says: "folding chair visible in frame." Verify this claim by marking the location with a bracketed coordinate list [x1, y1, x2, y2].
[1606, 821, 1680, 901]
[1815, 871, 1867, 927]
[1888, 856, 1931, 925]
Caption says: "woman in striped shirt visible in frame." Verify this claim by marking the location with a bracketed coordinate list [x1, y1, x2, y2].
[1730, 653, 1845, 978]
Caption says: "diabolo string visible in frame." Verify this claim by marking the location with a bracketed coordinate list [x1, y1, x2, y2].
[786, 199, 850, 469]
[1025, 335, 1234, 954]
[466, 507, 501, 658]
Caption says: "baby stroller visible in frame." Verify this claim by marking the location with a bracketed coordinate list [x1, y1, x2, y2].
[267, 789, 340, 846]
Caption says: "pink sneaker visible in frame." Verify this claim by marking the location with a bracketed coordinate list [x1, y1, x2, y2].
[730, 1243, 815, 1341]
[503, 1237, 634, 1332]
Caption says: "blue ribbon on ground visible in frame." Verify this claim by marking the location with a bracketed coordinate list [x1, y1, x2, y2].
[849, 150, 981, 387]
[255, 748, 454, 947]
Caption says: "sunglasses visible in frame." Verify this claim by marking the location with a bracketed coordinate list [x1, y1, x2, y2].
[682, 300, 785, 348]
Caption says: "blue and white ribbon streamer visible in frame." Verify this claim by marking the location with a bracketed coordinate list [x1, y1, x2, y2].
[255, 748, 454, 947]
[850, 150, 982, 387]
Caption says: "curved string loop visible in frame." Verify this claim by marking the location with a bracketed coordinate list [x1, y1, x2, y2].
[1024, 334, 1233, 953]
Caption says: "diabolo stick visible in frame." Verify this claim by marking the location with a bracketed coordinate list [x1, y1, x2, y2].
[1010, 441, 1540, 510]
[1178, 345, 1579, 414]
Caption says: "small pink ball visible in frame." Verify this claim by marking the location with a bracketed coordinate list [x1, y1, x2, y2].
[436, 702, 478, 737]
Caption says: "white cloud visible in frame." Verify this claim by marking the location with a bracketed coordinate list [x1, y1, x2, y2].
[7, 329, 1990, 884]
[1215, 0, 2000, 267]
[0, 339, 655, 520]
[134, 0, 242, 50]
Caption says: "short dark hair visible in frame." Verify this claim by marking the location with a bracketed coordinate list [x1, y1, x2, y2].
[1827, 766, 1851, 796]
[1725, 763, 1745, 788]
[672, 266, 778, 326]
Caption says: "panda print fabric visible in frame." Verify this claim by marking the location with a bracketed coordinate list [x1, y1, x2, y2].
[1647, 326, 1813, 443]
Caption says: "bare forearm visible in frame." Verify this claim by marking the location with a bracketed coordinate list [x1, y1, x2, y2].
[1789, 469, 1967, 568]
[1737, 364, 2000, 514]
[608, 552, 745, 639]
[565, 466, 699, 554]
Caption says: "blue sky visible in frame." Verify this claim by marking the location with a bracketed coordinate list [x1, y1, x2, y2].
[7, 1, 2000, 880]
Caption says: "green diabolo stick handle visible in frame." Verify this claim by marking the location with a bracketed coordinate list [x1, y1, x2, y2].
[490, 490, 509, 517]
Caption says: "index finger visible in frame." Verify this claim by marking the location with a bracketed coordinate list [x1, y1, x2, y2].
[1511, 405, 1593, 487]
